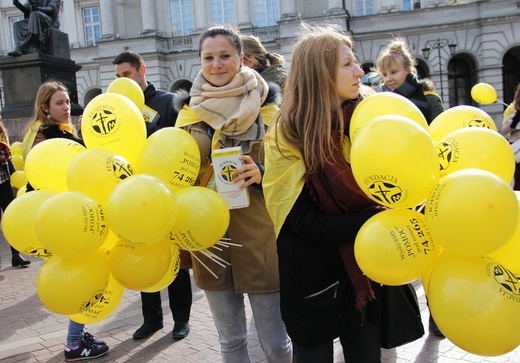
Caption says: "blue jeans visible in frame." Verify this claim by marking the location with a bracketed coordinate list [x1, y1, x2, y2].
[204, 288, 292, 363]
[67, 320, 85, 346]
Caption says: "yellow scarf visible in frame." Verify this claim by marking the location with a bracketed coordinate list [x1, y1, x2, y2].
[21, 121, 42, 160]
[263, 123, 353, 237]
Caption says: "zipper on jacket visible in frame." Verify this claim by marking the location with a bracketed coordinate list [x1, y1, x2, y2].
[304, 281, 340, 299]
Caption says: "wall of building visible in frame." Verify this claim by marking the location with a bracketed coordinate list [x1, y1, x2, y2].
[0, 0, 518, 129]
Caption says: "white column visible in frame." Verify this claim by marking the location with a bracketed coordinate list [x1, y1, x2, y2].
[193, 0, 208, 32]
[99, 0, 115, 37]
[327, 0, 345, 14]
[141, 0, 157, 33]
[281, 0, 297, 19]
[236, 1, 252, 28]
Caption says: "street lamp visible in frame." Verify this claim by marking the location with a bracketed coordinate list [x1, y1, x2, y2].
[421, 38, 457, 100]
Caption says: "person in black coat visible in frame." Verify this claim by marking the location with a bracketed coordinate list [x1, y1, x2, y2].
[113, 50, 193, 340]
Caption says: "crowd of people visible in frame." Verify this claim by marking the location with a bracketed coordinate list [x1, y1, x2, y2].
[1, 22, 516, 363]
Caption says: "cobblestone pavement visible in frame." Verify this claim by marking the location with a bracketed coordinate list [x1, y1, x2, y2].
[1, 230, 519, 363]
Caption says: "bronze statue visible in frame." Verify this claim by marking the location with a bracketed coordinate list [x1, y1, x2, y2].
[8, 0, 60, 57]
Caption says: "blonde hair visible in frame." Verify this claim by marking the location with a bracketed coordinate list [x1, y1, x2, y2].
[0, 116, 8, 145]
[375, 37, 416, 76]
[514, 84, 520, 111]
[24, 80, 77, 138]
[275, 24, 356, 173]
[242, 35, 285, 68]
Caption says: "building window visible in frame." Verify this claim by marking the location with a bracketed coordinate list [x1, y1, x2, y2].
[210, 0, 236, 24]
[253, 0, 279, 27]
[503, 52, 520, 106]
[83, 7, 101, 46]
[355, 0, 374, 16]
[169, 0, 195, 36]
[448, 58, 475, 106]
[403, 0, 421, 10]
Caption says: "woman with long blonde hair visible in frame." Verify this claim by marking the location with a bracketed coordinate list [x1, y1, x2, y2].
[263, 24, 385, 362]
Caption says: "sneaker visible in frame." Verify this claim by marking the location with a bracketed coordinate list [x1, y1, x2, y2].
[64, 340, 109, 361]
[82, 331, 106, 346]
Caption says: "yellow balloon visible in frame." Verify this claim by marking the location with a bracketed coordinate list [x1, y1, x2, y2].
[355, 209, 441, 285]
[68, 149, 134, 205]
[106, 174, 178, 244]
[425, 169, 518, 256]
[350, 92, 428, 142]
[487, 196, 520, 276]
[109, 239, 171, 291]
[37, 250, 110, 315]
[167, 186, 230, 251]
[81, 93, 147, 165]
[11, 154, 24, 170]
[141, 241, 181, 293]
[36, 192, 109, 258]
[471, 83, 498, 105]
[350, 115, 439, 209]
[68, 274, 125, 324]
[429, 105, 497, 142]
[428, 252, 520, 356]
[16, 184, 27, 197]
[437, 127, 515, 183]
[1, 190, 55, 258]
[136, 127, 201, 192]
[106, 77, 145, 111]
[10, 170, 27, 189]
[100, 230, 120, 252]
[10, 141, 23, 156]
[24, 138, 86, 192]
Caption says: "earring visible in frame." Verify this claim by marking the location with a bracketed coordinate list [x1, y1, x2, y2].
[47, 114, 51, 119]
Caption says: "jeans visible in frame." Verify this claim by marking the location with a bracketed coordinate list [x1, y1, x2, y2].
[204, 288, 292, 363]
[67, 320, 85, 346]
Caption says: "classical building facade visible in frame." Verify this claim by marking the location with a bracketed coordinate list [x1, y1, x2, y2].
[0, 0, 519, 123]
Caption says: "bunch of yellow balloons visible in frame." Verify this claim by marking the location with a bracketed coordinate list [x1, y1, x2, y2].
[0, 78, 235, 326]
[350, 88, 520, 356]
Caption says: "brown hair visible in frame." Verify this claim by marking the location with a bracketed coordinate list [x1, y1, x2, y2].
[0, 115, 8, 145]
[514, 84, 520, 111]
[24, 80, 77, 138]
[242, 35, 285, 69]
[198, 25, 242, 58]
[274, 24, 357, 173]
[112, 50, 145, 70]
[375, 37, 417, 76]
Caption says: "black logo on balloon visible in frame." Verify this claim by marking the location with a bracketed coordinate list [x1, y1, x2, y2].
[492, 264, 520, 296]
[28, 248, 53, 258]
[468, 118, 491, 129]
[91, 109, 117, 135]
[111, 159, 134, 181]
[438, 142, 453, 171]
[367, 181, 402, 205]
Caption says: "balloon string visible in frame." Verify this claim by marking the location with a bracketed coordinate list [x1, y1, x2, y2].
[216, 240, 242, 247]
[204, 250, 231, 266]
[496, 100, 508, 107]
[190, 251, 219, 278]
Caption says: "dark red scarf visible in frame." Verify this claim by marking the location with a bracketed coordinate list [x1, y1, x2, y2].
[305, 101, 384, 309]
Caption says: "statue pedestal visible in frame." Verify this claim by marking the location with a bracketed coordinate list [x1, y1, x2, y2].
[0, 53, 82, 119]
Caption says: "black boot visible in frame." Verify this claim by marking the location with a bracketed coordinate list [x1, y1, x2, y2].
[8, 48, 23, 56]
[12, 253, 31, 268]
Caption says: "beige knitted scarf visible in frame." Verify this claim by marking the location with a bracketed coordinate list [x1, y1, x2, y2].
[189, 67, 269, 152]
